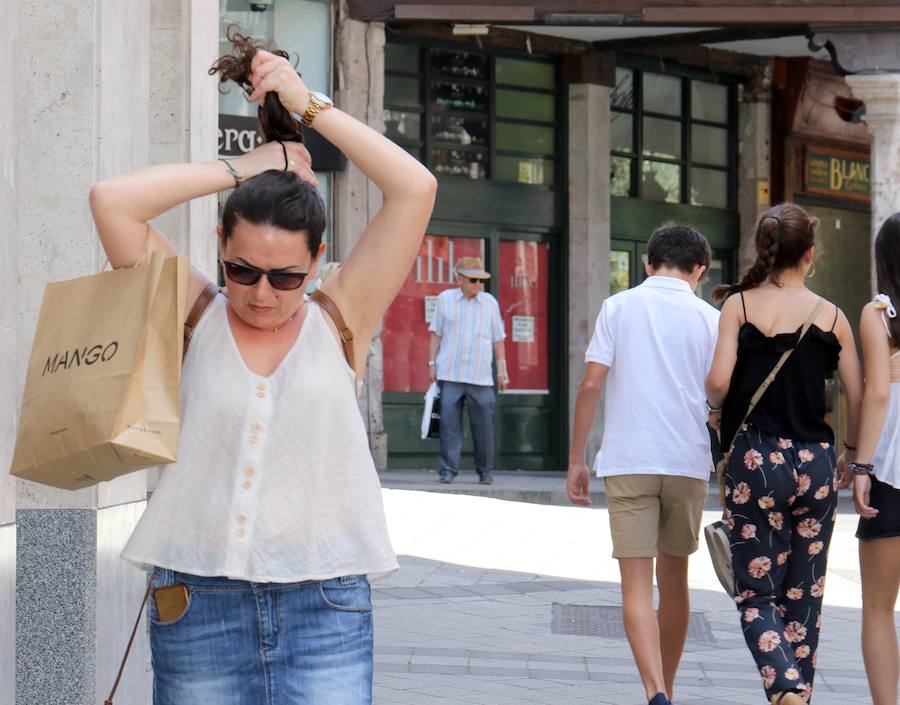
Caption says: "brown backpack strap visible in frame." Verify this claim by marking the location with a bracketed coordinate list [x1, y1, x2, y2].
[105, 577, 153, 705]
[310, 288, 355, 371]
[183, 282, 220, 356]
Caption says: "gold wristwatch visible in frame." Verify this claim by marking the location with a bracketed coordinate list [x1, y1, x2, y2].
[299, 91, 334, 127]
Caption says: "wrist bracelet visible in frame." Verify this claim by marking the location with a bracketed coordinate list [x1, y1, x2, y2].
[706, 400, 722, 413]
[842, 441, 857, 452]
[849, 462, 873, 475]
[219, 158, 243, 188]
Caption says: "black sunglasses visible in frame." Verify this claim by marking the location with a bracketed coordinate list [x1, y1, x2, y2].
[222, 260, 309, 291]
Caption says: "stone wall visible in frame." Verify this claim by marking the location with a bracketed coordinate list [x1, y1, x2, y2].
[567, 83, 611, 460]
[738, 66, 773, 267]
[4, 1, 218, 702]
[0, 0, 19, 697]
[333, 2, 389, 468]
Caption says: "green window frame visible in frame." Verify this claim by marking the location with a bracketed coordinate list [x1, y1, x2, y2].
[610, 60, 738, 210]
[384, 41, 561, 188]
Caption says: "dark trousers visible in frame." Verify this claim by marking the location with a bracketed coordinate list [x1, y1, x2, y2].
[724, 425, 837, 702]
[438, 381, 496, 477]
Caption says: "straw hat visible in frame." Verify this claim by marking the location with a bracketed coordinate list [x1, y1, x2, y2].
[455, 257, 491, 280]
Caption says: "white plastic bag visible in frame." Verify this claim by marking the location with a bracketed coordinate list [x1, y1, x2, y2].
[420, 382, 441, 439]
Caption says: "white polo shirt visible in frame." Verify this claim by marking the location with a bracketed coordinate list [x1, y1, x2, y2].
[585, 275, 720, 480]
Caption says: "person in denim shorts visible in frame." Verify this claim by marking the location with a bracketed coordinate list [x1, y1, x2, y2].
[92, 33, 436, 705]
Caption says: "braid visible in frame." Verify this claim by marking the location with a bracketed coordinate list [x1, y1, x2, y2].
[711, 204, 817, 306]
[711, 216, 779, 305]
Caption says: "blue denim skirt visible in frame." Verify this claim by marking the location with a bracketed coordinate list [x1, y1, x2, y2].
[149, 567, 373, 705]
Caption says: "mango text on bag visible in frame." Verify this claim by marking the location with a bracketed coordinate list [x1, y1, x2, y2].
[42, 341, 120, 377]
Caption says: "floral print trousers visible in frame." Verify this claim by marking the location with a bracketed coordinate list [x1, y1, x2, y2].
[723, 425, 837, 703]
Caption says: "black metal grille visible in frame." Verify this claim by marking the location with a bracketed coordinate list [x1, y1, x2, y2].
[551, 604, 716, 644]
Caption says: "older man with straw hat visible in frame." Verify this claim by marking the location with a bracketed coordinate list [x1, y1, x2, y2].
[428, 256, 508, 484]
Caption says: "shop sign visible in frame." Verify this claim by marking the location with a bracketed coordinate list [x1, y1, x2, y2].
[804, 147, 870, 203]
[218, 114, 347, 172]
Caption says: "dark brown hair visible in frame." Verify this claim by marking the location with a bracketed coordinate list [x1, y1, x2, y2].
[211, 28, 325, 250]
[711, 202, 817, 304]
[875, 213, 900, 344]
[646, 223, 711, 275]
[208, 26, 303, 144]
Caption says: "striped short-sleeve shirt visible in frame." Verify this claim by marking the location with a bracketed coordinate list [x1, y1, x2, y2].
[430, 288, 506, 387]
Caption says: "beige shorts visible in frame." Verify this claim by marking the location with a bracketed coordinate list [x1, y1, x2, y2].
[604, 474, 709, 559]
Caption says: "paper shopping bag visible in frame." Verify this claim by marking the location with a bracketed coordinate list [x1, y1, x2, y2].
[10, 250, 188, 489]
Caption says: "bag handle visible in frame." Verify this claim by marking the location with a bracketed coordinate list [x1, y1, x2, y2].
[716, 297, 827, 498]
[310, 288, 356, 371]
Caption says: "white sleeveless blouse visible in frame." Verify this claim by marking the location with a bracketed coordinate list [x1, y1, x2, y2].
[121, 295, 398, 582]
[873, 294, 900, 489]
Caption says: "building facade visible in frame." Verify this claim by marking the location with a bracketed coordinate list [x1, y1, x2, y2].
[1, 1, 899, 703]
[348, 3, 900, 471]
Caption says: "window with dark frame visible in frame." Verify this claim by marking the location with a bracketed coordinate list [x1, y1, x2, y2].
[611, 65, 736, 210]
[384, 43, 559, 187]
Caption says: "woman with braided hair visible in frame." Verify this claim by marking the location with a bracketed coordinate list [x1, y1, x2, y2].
[91, 30, 436, 705]
[705, 202, 863, 704]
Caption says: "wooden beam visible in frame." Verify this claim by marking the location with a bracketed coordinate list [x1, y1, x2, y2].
[561, 50, 617, 86]
[386, 22, 593, 54]
[593, 25, 806, 51]
[351, 1, 900, 23]
[643, 6, 900, 24]
[395, 4, 536, 22]
[626, 43, 766, 77]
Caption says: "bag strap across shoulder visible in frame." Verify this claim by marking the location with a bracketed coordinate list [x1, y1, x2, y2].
[310, 288, 356, 372]
[183, 282, 220, 356]
[108, 286, 355, 705]
[725, 296, 827, 458]
[716, 297, 827, 507]
[108, 282, 219, 705]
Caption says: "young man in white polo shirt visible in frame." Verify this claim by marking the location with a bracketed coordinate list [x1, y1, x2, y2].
[567, 225, 719, 705]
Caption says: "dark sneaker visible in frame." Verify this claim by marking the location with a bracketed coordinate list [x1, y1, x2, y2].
[439, 473, 453, 484]
[648, 694, 670, 705]
[478, 473, 494, 485]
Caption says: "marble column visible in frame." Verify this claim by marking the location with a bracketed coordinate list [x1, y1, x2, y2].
[0, 0, 19, 700]
[845, 73, 900, 291]
[567, 83, 611, 459]
[12, 1, 217, 703]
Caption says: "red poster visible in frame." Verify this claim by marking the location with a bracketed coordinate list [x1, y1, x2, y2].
[382, 235, 485, 393]
[498, 241, 549, 393]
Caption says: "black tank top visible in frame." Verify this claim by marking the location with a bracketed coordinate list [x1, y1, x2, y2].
[721, 293, 842, 449]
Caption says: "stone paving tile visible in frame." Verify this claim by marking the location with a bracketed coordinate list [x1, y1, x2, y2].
[372, 554, 890, 705]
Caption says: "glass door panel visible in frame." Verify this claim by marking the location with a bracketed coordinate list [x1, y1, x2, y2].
[382, 235, 486, 393]
[696, 255, 726, 302]
[609, 249, 632, 295]
[498, 240, 550, 393]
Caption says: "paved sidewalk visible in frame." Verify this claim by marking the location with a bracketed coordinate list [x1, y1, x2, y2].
[379, 468, 857, 512]
[372, 487, 887, 705]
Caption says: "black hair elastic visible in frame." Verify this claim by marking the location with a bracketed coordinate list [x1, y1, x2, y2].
[277, 140, 288, 171]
